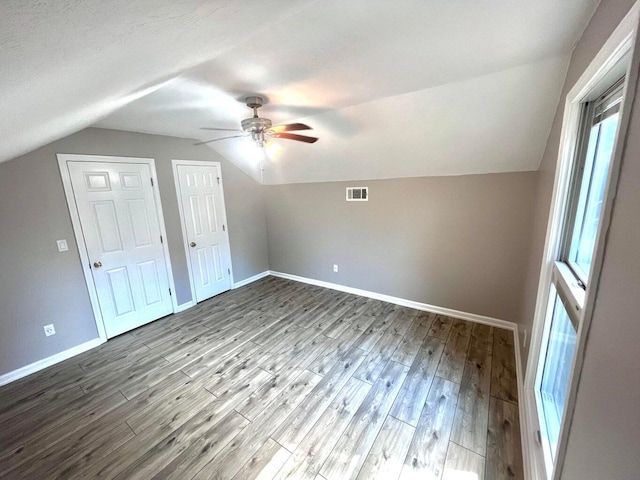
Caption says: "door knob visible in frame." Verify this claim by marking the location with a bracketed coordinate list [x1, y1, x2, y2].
[190, 242, 196, 247]
[93, 261, 102, 268]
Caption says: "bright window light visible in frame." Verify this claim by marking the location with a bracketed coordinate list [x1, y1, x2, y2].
[539, 292, 577, 460]
[569, 110, 620, 279]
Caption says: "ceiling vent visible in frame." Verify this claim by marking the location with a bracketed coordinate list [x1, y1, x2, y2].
[346, 187, 368, 201]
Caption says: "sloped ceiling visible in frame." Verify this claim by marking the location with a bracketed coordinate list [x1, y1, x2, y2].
[1, 1, 598, 184]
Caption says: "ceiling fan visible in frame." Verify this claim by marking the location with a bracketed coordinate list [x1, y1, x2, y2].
[195, 96, 318, 147]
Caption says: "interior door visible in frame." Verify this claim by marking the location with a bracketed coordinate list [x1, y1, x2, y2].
[175, 163, 232, 302]
[67, 161, 174, 338]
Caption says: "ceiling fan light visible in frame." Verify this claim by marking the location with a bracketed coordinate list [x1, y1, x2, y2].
[266, 141, 282, 158]
[238, 138, 262, 159]
[251, 131, 265, 147]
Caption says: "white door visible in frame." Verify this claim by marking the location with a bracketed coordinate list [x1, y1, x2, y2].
[175, 163, 232, 302]
[67, 161, 174, 338]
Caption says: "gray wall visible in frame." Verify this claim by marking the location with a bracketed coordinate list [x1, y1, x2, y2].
[517, 0, 640, 477]
[0, 127, 268, 375]
[265, 173, 537, 323]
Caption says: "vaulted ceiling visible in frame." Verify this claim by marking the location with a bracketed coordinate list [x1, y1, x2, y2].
[2, 1, 599, 184]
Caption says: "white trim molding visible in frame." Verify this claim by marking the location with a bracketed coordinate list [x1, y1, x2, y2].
[0, 338, 104, 387]
[268, 270, 526, 475]
[0, 263, 527, 465]
[269, 270, 518, 331]
[0, 270, 265, 388]
[175, 301, 197, 313]
[524, 3, 640, 479]
[0, 264, 530, 478]
[233, 271, 270, 289]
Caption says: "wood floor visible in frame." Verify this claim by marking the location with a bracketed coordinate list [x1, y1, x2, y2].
[0, 277, 523, 479]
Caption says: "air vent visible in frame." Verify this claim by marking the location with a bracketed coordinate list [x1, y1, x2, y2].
[346, 187, 368, 201]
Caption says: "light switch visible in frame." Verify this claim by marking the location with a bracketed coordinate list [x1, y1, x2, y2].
[56, 239, 69, 252]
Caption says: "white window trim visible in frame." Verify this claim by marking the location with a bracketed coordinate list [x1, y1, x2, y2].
[523, 4, 640, 479]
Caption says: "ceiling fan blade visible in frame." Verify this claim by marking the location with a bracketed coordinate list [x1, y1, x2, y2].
[194, 135, 245, 146]
[267, 123, 312, 133]
[270, 132, 318, 143]
[200, 127, 243, 132]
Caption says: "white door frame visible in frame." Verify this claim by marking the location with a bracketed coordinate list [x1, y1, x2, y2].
[58, 153, 179, 342]
[171, 159, 234, 304]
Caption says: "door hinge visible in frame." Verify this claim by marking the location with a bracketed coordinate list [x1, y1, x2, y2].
[228, 268, 231, 275]
[217, 177, 220, 184]
[160, 235, 163, 244]
[223, 224, 226, 231]
[151, 177, 154, 186]
[535, 430, 542, 444]
[169, 288, 172, 296]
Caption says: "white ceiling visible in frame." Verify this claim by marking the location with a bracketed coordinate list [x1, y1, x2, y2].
[1, 1, 598, 184]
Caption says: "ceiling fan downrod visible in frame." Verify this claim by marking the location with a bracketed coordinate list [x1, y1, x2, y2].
[245, 96, 264, 117]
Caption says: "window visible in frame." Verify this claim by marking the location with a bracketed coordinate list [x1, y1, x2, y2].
[563, 80, 624, 283]
[535, 75, 625, 472]
[525, 10, 638, 479]
[538, 289, 578, 461]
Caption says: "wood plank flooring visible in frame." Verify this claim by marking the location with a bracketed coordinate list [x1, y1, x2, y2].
[0, 277, 523, 479]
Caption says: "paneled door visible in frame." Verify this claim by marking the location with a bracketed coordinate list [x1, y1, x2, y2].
[175, 162, 232, 302]
[67, 160, 174, 338]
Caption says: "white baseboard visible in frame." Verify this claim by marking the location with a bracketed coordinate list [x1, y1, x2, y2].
[512, 326, 534, 479]
[233, 270, 270, 289]
[269, 270, 517, 331]
[175, 301, 196, 313]
[0, 337, 104, 387]
[269, 270, 531, 474]
[1, 269, 529, 471]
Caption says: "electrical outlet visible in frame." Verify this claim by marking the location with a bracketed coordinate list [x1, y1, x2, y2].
[56, 239, 69, 252]
[333, 264, 338, 273]
[44, 324, 56, 336]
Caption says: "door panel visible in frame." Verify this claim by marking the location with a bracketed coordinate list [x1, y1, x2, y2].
[212, 244, 224, 281]
[93, 201, 123, 252]
[68, 161, 173, 338]
[204, 194, 219, 232]
[176, 163, 232, 302]
[196, 248, 210, 286]
[105, 267, 135, 317]
[189, 196, 203, 235]
[126, 199, 152, 247]
[137, 260, 163, 305]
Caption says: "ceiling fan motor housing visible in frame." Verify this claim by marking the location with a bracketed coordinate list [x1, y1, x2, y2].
[241, 116, 272, 132]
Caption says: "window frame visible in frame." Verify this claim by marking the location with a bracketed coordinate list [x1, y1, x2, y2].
[560, 80, 625, 287]
[522, 6, 640, 480]
[558, 102, 595, 287]
[536, 67, 630, 475]
[534, 285, 579, 465]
